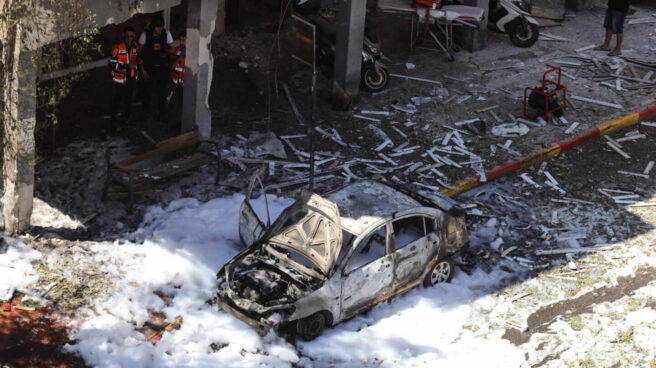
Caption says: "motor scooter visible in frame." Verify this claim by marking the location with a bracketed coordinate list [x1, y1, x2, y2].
[293, 3, 389, 92]
[488, 0, 540, 47]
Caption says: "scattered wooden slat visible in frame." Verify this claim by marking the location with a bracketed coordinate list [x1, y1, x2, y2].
[606, 142, 631, 159]
[618, 170, 650, 179]
[389, 73, 443, 85]
[570, 95, 623, 109]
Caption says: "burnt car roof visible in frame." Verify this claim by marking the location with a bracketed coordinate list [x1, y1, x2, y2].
[325, 181, 421, 236]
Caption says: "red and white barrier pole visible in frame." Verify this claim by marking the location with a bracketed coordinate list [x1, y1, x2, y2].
[441, 102, 656, 197]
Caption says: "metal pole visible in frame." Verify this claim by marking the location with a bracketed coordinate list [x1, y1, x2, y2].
[309, 67, 317, 192]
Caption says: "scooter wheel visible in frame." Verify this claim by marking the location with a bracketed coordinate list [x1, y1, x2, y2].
[447, 55, 455, 62]
[362, 65, 389, 92]
[508, 20, 539, 48]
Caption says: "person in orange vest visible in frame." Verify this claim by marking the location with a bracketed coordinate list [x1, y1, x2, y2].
[109, 26, 141, 128]
[172, 31, 186, 108]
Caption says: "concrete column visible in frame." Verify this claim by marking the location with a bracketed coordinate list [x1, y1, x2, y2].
[214, 0, 226, 37]
[331, 0, 366, 109]
[182, 0, 219, 138]
[2, 24, 36, 235]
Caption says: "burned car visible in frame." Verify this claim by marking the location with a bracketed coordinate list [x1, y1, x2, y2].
[215, 180, 468, 340]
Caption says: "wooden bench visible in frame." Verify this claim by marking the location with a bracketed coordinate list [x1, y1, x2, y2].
[102, 128, 220, 207]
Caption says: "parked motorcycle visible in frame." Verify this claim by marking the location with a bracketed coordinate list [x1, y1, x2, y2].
[488, 0, 540, 48]
[293, 3, 389, 92]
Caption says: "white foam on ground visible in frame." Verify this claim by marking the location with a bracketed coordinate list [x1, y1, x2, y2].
[0, 236, 42, 301]
[64, 193, 529, 367]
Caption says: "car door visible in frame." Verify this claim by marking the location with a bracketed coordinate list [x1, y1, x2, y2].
[391, 215, 440, 287]
[238, 168, 270, 247]
[238, 200, 266, 247]
[339, 224, 394, 319]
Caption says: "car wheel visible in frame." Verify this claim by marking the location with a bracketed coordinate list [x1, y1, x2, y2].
[423, 257, 454, 287]
[296, 312, 326, 341]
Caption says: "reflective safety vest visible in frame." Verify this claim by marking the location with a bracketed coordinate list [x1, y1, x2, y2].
[110, 41, 139, 84]
[172, 47, 185, 87]
[415, 0, 441, 8]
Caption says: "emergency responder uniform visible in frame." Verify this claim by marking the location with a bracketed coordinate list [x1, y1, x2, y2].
[172, 44, 185, 108]
[109, 31, 140, 127]
[139, 17, 173, 121]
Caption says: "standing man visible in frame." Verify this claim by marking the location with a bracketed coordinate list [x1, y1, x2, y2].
[172, 31, 186, 109]
[109, 26, 140, 130]
[139, 16, 173, 121]
[594, 0, 629, 56]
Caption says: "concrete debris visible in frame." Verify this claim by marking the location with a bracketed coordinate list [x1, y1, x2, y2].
[539, 33, 570, 41]
[553, 60, 581, 66]
[391, 105, 417, 114]
[442, 95, 458, 105]
[279, 134, 306, 139]
[411, 96, 443, 105]
[393, 142, 409, 152]
[256, 132, 288, 159]
[575, 44, 596, 53]
[520, 173, 542, 188]
[615, 134, 645, 142]
[496, 143, 520, 156]
[390, 126, 408, 138]
[544, 171, 566, 194]
[535, 244, 619, 255]
[454, 118, 481, 127]
[360, 110, 391, 116]
[570, 95, 623, 109]
[490, 111, 503, 124]
[516, 117, 542, 128]
[389, 73, 443, 85]
[375, 138, 394, 152]
[354, 114, 381, 123]
[564, 122, 579, 134]
[617, 170, 650, 179]
[605, 141, 631, 159]
[455, 95, 472, 104]
[491, 123, 529, 137]
[628, 17, 656, 25]
[378, 153, 398, 166]
[475, 105, 499, 114]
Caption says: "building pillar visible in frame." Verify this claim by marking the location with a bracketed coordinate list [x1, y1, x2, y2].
[2, 24, 36, 235]
[182, 0, 219, 138]
[331, 0, 366, 109]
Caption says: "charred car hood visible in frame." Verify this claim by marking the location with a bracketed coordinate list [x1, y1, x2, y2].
[265, 191, 342, 276]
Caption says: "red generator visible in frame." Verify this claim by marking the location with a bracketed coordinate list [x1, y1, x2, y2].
[524, 67, 567, 119]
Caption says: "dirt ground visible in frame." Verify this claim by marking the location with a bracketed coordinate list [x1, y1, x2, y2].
[3, 0, 656, 366]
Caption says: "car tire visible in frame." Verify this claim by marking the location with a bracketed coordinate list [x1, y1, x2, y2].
[423, 257, 454, 287]
[296, 312, 326, 341]
[508, 20, 539, 48]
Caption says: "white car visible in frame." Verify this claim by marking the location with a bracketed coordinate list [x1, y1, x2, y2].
[215, 180, 469, 340]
